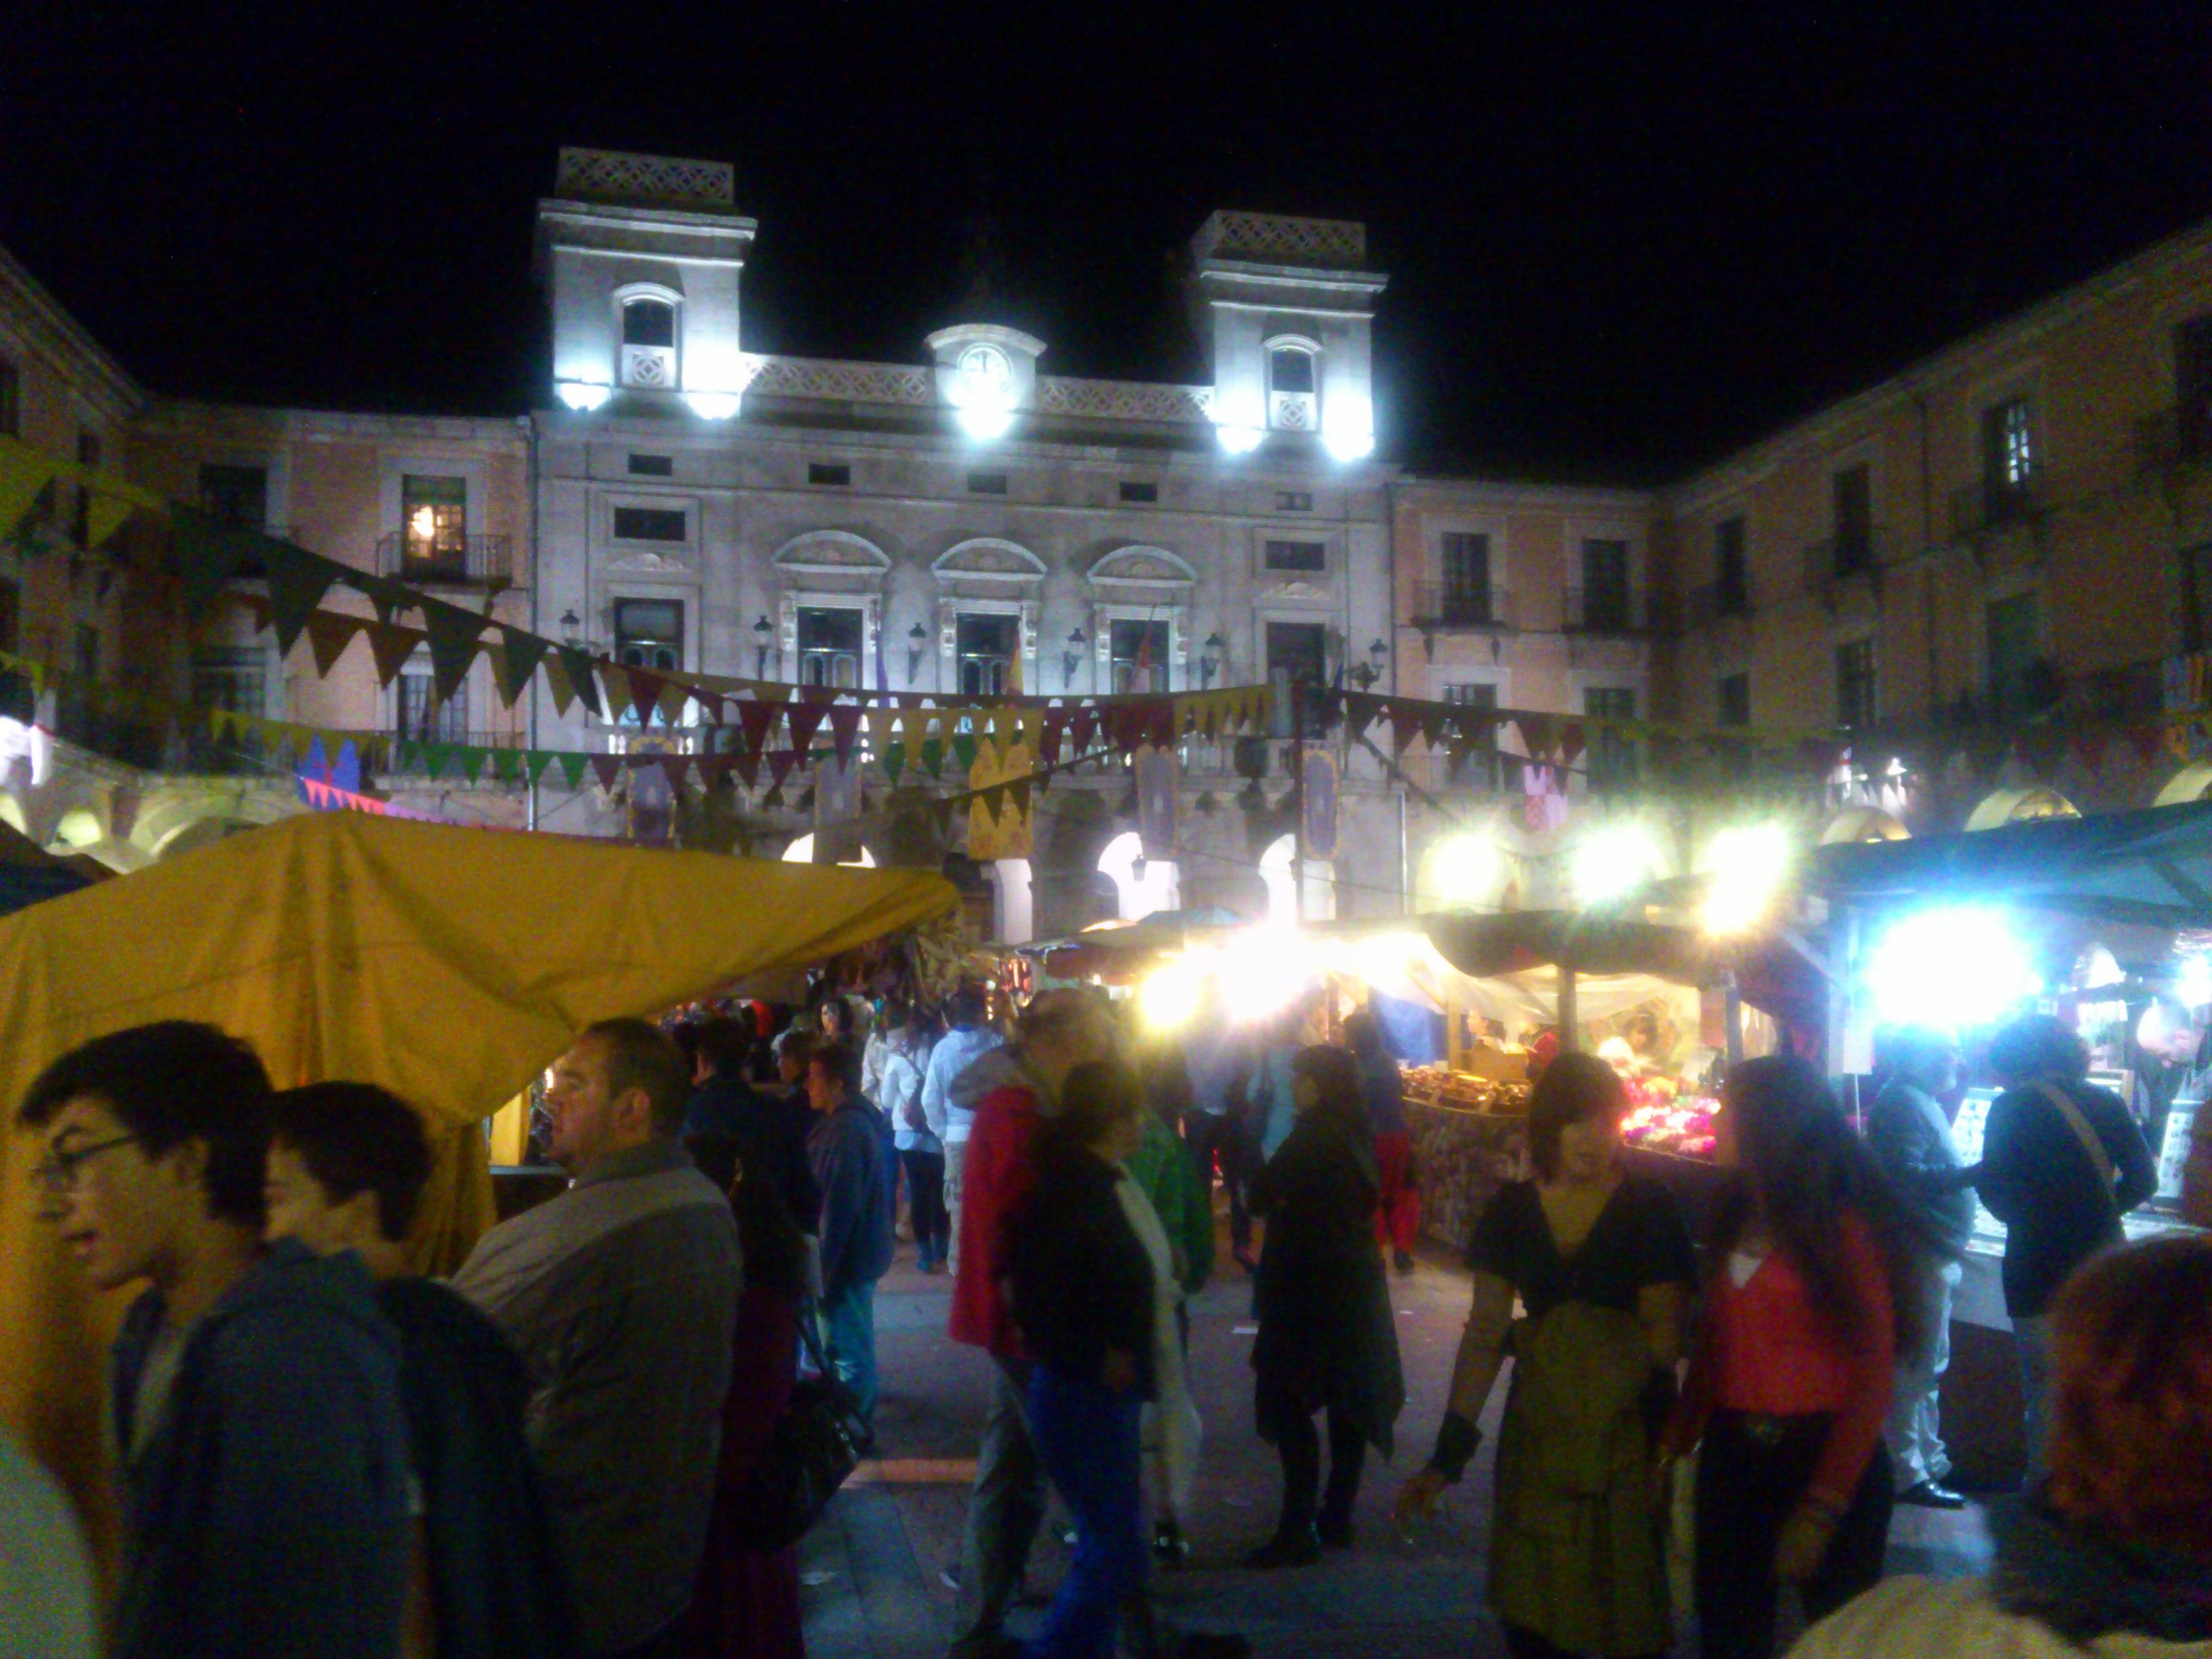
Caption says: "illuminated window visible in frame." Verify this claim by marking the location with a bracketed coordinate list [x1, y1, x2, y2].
[401, 475, 467, 574]
[1982, 398, 2035, 514]
[956, 613, 1017, 695]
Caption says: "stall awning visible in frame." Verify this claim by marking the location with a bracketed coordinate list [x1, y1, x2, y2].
[1807, 798, 2212, 927]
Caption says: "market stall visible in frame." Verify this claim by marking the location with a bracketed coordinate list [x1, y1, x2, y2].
[0, 810, 957, 1559]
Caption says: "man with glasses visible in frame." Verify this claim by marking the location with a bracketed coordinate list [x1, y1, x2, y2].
[18, 1021, 412, 1659]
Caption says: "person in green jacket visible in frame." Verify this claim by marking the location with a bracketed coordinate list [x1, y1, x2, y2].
[1130, 1038, 1214, 1563]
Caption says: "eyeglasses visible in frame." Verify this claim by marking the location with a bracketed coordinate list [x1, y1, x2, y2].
[31, 1132, 140, 1195]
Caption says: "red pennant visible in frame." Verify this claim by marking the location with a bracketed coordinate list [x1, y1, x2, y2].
[1389, 701, 1423, 755]
[827, 703, 863, 764]
[737, 699, 779, 758]
[1559, 722, 1587, 766]
[1345, 693, 1385, 739]
[1146, 698, 1176, 750]
[787, 701, 829, 756]
[731, 749, 760, 790]
[767, 750, 800, 790]
[1040, 708, 1068, 765]
[588, 754, 621, 792]
[696, 754, 733, 789]
[1515, 714, 1559, 760]
[1070, 706, 1098, 754]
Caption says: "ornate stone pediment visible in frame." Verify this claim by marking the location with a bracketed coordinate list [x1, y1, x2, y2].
[1260, 579, 1330, 602]
[609, 549, 694, 573]
[932, 538, 1046, 583]
[1088, 545, 1197, 589]
[772, 531, 893, 577]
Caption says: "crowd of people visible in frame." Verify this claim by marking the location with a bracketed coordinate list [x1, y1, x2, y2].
[3, 989, 2209, 1659]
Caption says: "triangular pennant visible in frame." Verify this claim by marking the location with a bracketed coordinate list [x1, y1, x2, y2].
[1389, 701, 1423, 756]
[696, 754, 733, 790]
[597, 664, 639, 724]
[263, 541, 344, 655]
[556, 648, 602, 719]
[169, 508, 260, 620]
[589, 754, 622, 793]
[491, 747, 524, 783]
[1515, 713, 1559, 760]
[657, 678, 693, 724]
[787, 700, 830, 756]
[882, 741, 905, 785]
[768, 750, 799, 791]
[951, 731, 980, 773]
[731, 748, 760, 790]
[421, 743, 453, 780]
[660, 753, 693, 792]
[304, 611, 365, 678]
[737, 699, 778, 758]
[85, 491, 135, 550]
[352, 575, 418, 630]
[541, 651, 579, 718]
[495, 627, 550, 708]
[1069, 706, 1097, 756]
[525, 750, 558, 785]
[1559, 722, 1586, 766]
[457, 747, 487, 785]
[920, 737, 945, 778]
[827, 703, 863, 765]
[0, 444, 59, 544]
[558, 753, 588, 791]
[422, 602, 488, 703]
[367, 621, 424, 690]
[1040, 707, 1069, 766]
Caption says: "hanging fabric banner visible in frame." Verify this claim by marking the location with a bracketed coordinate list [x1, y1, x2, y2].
[1300, 747, 1340, 863]
[1136, 743, 1179, 864]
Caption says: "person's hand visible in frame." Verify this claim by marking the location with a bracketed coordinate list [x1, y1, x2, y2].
[1395, 1468, 1449, 1531]
[1101, 1349, 1139, 1393]
[1774, 1504, 1836, 1584]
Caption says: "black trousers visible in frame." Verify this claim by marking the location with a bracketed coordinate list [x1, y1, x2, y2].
[900, 1148, 949, 1261]
[1693, 1409, 1893, 1659]
[1259, 1379, 1366, 1536]
[1183, 1110, 1252, 1250]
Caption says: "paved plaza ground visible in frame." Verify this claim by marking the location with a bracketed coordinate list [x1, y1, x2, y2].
[795, 1223, 1999, 1658]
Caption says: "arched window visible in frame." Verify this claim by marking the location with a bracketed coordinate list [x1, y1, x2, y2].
[622, 298, 676, 348]
[1267, 342, 1319, 431]
[618, 294, 679, 388]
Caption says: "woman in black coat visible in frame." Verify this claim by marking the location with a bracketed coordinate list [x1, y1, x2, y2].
[1245, 1043, 1407, 1566]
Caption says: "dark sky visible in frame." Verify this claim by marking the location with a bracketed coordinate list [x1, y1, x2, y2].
[6, 4, 2211, 483]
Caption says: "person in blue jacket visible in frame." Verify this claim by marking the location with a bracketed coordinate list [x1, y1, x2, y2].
[19, 1022, 411, 1659]
[806, 1038, 895, 1446]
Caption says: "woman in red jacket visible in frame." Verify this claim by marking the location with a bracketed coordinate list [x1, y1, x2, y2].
[1660, 1054, 1932, 1659]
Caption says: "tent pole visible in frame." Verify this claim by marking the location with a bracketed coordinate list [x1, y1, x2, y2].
[1559, 968, 1580, 1052]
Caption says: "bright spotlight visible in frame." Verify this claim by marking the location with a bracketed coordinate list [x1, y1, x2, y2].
[1700, 823, 1795, 934]
[2179, 954, 2212, 1010]
[954, 404, 1015, 441]
[555, 380, 611, 412]
[1217, 929, 1314, 1025]
[685, 392, 741, 420]
[1424, 832, 1499, 910]
[1139, 954, 1211, 1033]
[1867, 907, 2040, 1029]
[1572, 825, 1662, 907]
[1214, 424, 1265, 455]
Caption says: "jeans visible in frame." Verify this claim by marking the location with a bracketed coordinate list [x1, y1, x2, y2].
[2015, 1313, 2055, 1483]
[1886, 1256, 1960, 1488]
[902, 1149, 950, 1268]
[1183, 1110, 1251, 1252]
[821, 1278, 879, 1429]
[949, 1359, 1051, 1659]
[1025, 1366, 1147, 1659]
[1694, 1410, 1892, 1659]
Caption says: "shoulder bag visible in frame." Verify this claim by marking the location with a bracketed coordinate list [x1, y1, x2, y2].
[2033, 1081, 2121, 1223]
[731, 1309, 869, 1552]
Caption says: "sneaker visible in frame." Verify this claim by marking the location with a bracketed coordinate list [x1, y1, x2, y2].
[1242, 1528, 1320, 1570]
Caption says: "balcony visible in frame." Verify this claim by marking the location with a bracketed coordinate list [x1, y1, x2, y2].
[1801, 527, 1887, 603]
[1409, 581, 1515, 630]
[1562, 585, 1660, 635]
[375, 533, 514, 588]
[1685, 581, 1755, 630]
[1949, 478, 2047, 546]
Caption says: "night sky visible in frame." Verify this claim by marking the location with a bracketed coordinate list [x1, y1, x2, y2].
[5, 5, 2211, 483]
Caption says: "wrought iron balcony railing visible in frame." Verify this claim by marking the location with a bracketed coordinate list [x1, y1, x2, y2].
[375, 533, 514, 587]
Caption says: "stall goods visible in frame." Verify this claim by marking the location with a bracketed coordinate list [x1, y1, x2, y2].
[1622, 1094, 1719, 1160]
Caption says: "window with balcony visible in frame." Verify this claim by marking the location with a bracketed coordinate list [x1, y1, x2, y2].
[1267, 346, 1317, 432]
[1832, 463, 1873, 574]
[1836, 638, 1877, 731]
[798, 606, 863, 688]
[1441, 681, 1500, 787]
[956, 613, 1018, 696]
[614, 598, 684, 674]
[611, 506, 688, 543]
[199, 464, 268, 531]
[1717, 672, 1751, 727]
[1264, 539, 1326, 573]
[401, 475, 468, 577]
[1583, 686, 1637, 788]
[1714, 517, 1748, 615]
[397, 665, 468, 745]
[0, 359, 18, 436]
[1440, 532, 1493, 624]
[1577, 539, 1633, 632]
[1982, 398, 2035, 519]
[620, 298, 678, 389]
[1986, 592, 2041, 714]
[1110, 619, 1169, 693]
[1266, 620, 1329, 737]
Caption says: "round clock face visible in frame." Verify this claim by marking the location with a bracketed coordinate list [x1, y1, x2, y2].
[958, 344, 1014, 397]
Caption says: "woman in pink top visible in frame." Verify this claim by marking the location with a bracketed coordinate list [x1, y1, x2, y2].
[1660, 1055, 1938, 1659]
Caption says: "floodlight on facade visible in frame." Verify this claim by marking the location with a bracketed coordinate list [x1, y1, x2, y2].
[684, 392, 742, 420]
[555, 381, 611, 412]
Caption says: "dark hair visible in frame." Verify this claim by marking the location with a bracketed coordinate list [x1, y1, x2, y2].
[20, 1022, 274, 1227]
[692, 1016, 753, 1078]
[580, 1018, 691, 1136]
[1711, 1054, 1935, 1352]
[946, 989, 987, 1029]
[1525, 1051, 1629, 1181]
[1052, 1059, 1146, 1153]
[1875, 1024, 1957, 1083]
[268, 1083, 432, 1243]
[686, 1131, 808, 1298]
[1290, 1044, 1366, 1122]
[1343, 1011, 1387, 1059]
[881, 999, 912, 1032]
[816, 998, 848, 1036]
[671, 1022, 703, 1070]
[1988, 1013, 2090, 1084]
[809, 1039, 861, 1097]
[1623, 1011, 1660, 1049]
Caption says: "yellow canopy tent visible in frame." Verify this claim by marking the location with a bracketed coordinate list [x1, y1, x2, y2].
[0, 810, 956, 1561]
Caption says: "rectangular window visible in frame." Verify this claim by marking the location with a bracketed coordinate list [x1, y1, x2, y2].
[966, 471, 1008, 495]
[1440, 532, 1493, 623]
[1118, 479, 1158, 504]
[1578, 538, 1632, 631]
[2177, 316, 2212, 453]
[1441, 681, 1500, 787]
[1714, 517, 1748, 614]
[396, 665, 468, 745]
[1265, 620, 1330, 737]
[956, 613, 1018, 696]
[191, 647, 268, 770]
[0, 360, 18, 436]
[1986, 592, 2041, 714]
[797, 606, 864, 689]
[1264, 539, 1326, 573]
[808, 462, 851, 487]
[401, 474, 468, 573]
[1275, 491, 1313, 513]
[611, 506, 688, 542]
[1583, 686, 1638, 788]
[614, 598, 684, 674]
[1982, 398, 2035, 519]
[1836, 639, 1877, 731]
[1717, 672, 1751, 726]
[1832, 463, 1873, 573]
[198, 464, 268, 530]
[628, 453, 674, 477]
[1109, 619, 1169, 694]
[2184, 543, 2212, 654]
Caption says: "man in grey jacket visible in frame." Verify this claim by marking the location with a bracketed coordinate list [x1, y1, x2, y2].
[1866, 1025, 1973, 1509]
[453, 1019, 741, 1659]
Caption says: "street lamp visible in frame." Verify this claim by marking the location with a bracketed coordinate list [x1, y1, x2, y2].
[1201, 632, 1227, 687]
[1350, 636, 1388, 691]
[1062, 627, 1088, 689]
[905, 621, 930, 684]
[559, 609, 583, 648]
[752, 615, 777, 679]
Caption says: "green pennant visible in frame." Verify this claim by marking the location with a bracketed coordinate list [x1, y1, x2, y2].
[882, 741, 905, 785]
[0, 445, 59, 546]
[762, 784, 785, 810]
[558, 753, 588, 791]
[459, 747, 487, 785]
[556, 647, 603, 718]
[525, 750, 557, 784]
[394, 739, 420, 773]
[492, 747, 524, 783]
[422, 602, 488, 703]
[951, 731, 979, 773]
[171, 508, 260, 620]
[495, 627, 550, 708]
[422, 743, 453, 779]
[263, 540, 343, 656]
[920, 737, 944, 778]
[352, 574, 417, 630]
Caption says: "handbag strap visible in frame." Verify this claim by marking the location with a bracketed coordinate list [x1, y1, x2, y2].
[2034, 1080, 2119, 1216]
